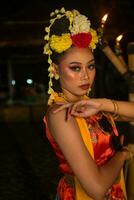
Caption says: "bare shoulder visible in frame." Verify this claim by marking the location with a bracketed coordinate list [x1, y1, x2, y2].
[46, 104, 79, 137]
[47, 104, 67, 123]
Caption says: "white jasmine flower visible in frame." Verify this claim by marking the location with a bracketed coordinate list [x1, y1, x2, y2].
[71, 14, 91, 34]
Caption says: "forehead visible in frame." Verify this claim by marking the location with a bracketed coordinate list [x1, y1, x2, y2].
[60, 47, 94, 64]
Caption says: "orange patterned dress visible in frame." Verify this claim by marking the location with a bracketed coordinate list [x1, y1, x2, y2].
[44, 112, 126, 200]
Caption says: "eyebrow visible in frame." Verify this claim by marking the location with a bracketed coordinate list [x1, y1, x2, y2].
[69, 59, 95, 65]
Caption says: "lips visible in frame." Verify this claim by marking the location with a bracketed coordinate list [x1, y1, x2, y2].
[79, 84, 90, 90]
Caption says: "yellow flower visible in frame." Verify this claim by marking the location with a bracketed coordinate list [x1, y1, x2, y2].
[48, 91, 59, 105]
[65, 11, 73, 19]
[49, 78, 53, 86]
[48, 64, 53, 72]
[44, 35, 49, 40]
[57, 14, 62, 19]
[89, 28, 98, 50]
[55, 9, 59, 14]
[45, 27, 50, 33]
[50, 18, 55, 24]
[48, 72, 54, 78]
[55, 74, 59, 80]
[48, 56, 52, 64]
[50, 12, 55, 17]
[60, 7, 65, 13]
[72, 9, 80, 17]
[48, 87, 54, 95]
[43, 44, 52, 55]
[50, 33, 72, 53]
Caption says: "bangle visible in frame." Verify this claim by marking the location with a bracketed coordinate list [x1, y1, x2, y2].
[111, 100, 119, 120]
[122, 146, 134, 161]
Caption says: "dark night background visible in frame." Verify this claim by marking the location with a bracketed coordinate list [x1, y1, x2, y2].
[0, 0, 134, 200]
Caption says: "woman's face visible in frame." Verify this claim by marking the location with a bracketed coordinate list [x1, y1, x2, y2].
[56, 46, 96, 101]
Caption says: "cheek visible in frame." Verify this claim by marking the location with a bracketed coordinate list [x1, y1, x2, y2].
[60, 69, 78, 83]
[93, 70, 96, 79]
[89, 70, 96, 82]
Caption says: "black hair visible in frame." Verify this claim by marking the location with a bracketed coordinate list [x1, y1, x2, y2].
[98, 115, 123, 151]
[50, 16, 70, 36]
[49, 16, 71, 65]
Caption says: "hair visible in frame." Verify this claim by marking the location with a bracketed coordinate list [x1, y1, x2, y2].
[98, 115, 123, 151]
[49, 16, 71, 65]
[50, 16, 70, 36]
[50, 48, 68, 65]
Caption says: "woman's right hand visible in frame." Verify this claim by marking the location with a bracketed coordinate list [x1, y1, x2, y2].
[122, 144, 134, 161]
[69, 99, 102, 118]
[53, 99, 102, 119]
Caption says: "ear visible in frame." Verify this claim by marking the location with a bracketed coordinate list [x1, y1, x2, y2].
[52, 63, 59, 76]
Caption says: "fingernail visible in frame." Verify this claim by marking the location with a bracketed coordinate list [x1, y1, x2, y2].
[53, 110, 58, 113]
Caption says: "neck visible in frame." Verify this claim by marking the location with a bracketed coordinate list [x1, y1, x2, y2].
[61, 87, 84, 103]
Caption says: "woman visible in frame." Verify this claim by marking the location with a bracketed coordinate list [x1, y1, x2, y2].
[43, 8, 134, 200]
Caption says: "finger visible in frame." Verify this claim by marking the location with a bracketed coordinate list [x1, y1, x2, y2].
[70, 103, 81, 113]
[55, 102, 66, 105]
[67, 105, 73, 120]
[71, 112, 86, 118]
[65, 107, 69, 121]
[70, 103, 85, 114]
[65, 106, 72, 121]
[72, 100, 86, 108]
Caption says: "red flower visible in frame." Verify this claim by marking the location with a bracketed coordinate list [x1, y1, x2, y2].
[110, 184, 125, 199]
[71, 33, 92, 48]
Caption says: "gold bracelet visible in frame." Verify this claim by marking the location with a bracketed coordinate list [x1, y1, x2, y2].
[111, 100, 119, 120]
[122, 146, 134, 161]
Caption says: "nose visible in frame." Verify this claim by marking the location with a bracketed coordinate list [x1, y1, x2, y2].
[80, 68, 89, 81]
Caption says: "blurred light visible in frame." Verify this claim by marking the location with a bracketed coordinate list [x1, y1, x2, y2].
[116, 34, 123, 42]
[101, 13, 108, 24]
[116, 34, 123, 47]
[26, 79, 33, 84]
[11, 80, 16, 85]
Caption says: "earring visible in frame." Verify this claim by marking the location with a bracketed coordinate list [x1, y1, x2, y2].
[55, 73, 59, 80]
[52, 64, 59, 80]
[87, 87, 91, 96]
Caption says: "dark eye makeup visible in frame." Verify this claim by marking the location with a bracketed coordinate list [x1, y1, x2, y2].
[69, 66, 81, 71]
[69, 63, 96, 72]
[88, 63, 96, 70]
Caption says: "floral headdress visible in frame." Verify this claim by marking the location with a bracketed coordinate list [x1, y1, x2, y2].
[43, 7, 98, 105]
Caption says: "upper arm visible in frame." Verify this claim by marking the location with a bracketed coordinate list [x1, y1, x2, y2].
[47, 106, 104, 198]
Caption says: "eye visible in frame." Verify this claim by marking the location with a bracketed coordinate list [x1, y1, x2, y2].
[88, 63, 96, 70]
[69, 66, 81, 72]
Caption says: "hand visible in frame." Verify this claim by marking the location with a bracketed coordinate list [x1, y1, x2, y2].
[53, 99, 102, 119]
[127, 144, 134, 154]
[69, 99, 102, 118]
[122, 144, 134, 161]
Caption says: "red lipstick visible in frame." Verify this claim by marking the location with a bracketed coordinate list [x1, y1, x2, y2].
[79, 84, 90, 90]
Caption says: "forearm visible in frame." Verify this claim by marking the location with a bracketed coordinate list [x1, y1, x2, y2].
[85, 151, 127, 199]
[99, 98, 134, 120]
[99, 151, 126, 194]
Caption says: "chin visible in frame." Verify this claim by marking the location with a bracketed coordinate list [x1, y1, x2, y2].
[76, 91, 87, 97]
[80, 90, 88, 95]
